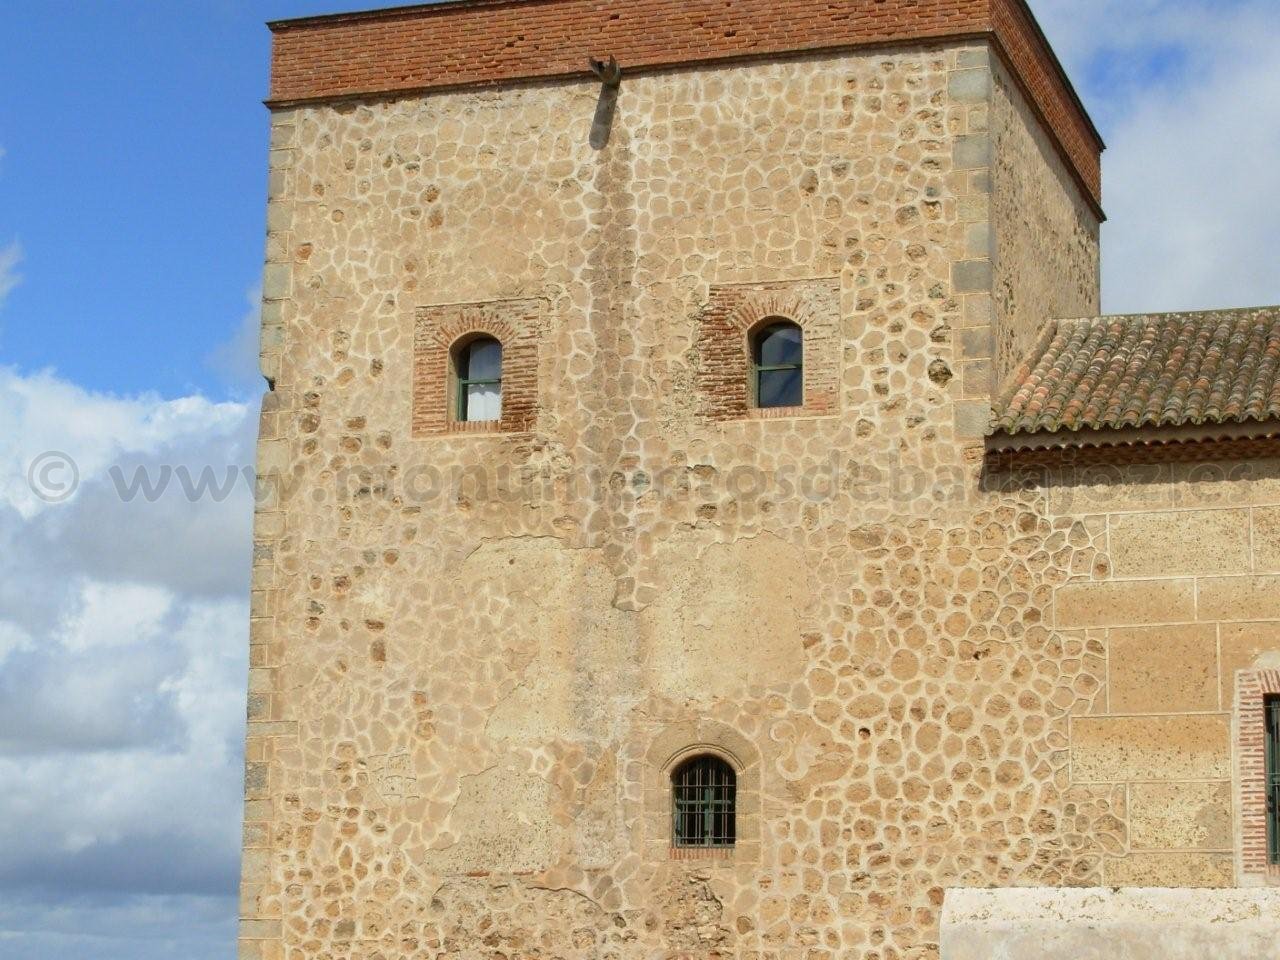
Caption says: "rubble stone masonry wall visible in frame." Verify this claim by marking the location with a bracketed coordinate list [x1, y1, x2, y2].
[240, 33, 1277, 960]
[988, 55, 1100, 386]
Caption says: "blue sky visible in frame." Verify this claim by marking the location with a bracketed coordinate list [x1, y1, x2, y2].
[0, 1, 1277, 958]
[0, 1, 359, 398]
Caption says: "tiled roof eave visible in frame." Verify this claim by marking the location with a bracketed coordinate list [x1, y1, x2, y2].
[990, 408, 1280, 440]
[989, 307, 1280, 439]
[985, 418, 1280, 456]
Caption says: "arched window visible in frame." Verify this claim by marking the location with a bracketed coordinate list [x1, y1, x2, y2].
[751, 320, 803, 409]
[454, 336, 503, 422]
[672, 754, 736, 848]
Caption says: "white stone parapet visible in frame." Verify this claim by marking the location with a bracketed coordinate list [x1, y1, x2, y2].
[941, 887, 1280, 959]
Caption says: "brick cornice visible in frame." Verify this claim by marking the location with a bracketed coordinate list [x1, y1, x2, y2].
[267, 0, 1103, 206]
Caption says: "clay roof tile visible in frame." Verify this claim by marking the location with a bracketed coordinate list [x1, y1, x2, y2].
[991, 308, 1280, 437]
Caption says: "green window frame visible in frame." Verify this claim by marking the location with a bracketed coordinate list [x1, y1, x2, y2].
[751, 320, 803, 409]
[454, 336, 503, 423]
[1268, 696, 1280, 864]
[672, 755, 736, 848]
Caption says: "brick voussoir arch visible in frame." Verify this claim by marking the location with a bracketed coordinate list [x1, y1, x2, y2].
[432, 315, 519, 351]
[732, 295, 816, 337]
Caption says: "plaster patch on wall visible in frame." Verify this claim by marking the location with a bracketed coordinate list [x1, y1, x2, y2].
[421, 762, 560, 875]
[644, 531, 813, 702]
[456, 537, 640, 744]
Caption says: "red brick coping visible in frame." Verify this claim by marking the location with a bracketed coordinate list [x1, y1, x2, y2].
[268, 0, 1103, 207]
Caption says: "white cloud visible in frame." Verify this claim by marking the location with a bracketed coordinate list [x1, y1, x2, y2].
[1030, 0, 1280, 313]
[0, 366, 248, 518]
[0, 368, 253, 958]
[0, 621, 32, 668]
[206, 285, 264, 390]
[0, 242, 21, 310]
[56, 581, 173, 652]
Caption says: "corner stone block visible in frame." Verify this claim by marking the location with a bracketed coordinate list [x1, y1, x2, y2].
[965, 221, 993, 260]
[265, 202, 292, 233]
[268, 123, 296, 149]
[257, 439, 290, 476]
[954, 47, 991, 70]
[958, 325, 993, 360]
[947, 67, 991, 103]
[243, 799, 274, 822]
[952, 400, 991, 439]
[240, 847, 272, 884]
[961, 293, 994, 328]
[952, 259, 993, 294]
[1109, 509, 1250, 577]
[237, 937, 284, 960]
[244, 761, 270, 799]
[1054, 579, 1195, 628]
[1107, 623, 1218, 713]
[958, 359, 992, 399]
[953, 134, 991, 170]
[261, 263, 292, 301]
[1198, 576, 1280, 621]
[958, 193, 990, 222]
[1070, 715, 1230, 782]
[259, 322, 284, 353]
[240, 920, 283, 940]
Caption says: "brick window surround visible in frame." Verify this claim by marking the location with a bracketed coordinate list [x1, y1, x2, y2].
[1235, 668, 1280, 885]
[644, 720, 761, 865]
[697, 278, 841, 423]
[412, 299, 545, 437]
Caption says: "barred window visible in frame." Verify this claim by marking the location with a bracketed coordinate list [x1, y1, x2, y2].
[751, 320, 803, 409]
[672, 755, 736, 848]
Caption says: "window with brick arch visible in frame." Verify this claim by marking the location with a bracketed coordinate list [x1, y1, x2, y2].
[672, 755, 736, 848]
[453, 336, 502, 423]
[751, 320, 803, 409]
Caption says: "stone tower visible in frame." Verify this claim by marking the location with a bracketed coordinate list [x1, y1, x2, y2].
[239, 2, 1280, 957]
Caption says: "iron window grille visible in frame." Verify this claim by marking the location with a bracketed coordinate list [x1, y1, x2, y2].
[1268, 696, 1280, 865]
[751, 321, 803, 409]
[672, 755, 736, 848]
[455, 337, 503, 422]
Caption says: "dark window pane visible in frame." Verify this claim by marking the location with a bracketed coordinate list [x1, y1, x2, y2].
[464, 338, 502, 380]
[758, 367, 803, 408]
[1269, 697, 1280, 864]
[672, 755, 736, 848]
[757, 324, 802, 366]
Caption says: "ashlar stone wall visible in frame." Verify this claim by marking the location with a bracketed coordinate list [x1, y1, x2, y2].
[1041, 457, 1280, 889]
[232, 36, 1280, 960]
